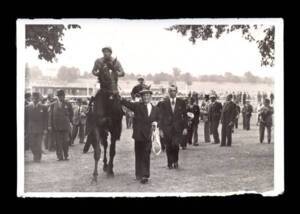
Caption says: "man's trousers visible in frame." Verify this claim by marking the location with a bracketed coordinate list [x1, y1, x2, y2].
[28, 133, 43, 161]
[54, 130, 69, 160]
[134, 140, 151, 179]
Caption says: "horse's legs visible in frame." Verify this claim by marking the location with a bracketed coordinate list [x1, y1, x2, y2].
[107, 135, 116, 177]
[92, 128, 101, 183]
[102, 132, 108, 172]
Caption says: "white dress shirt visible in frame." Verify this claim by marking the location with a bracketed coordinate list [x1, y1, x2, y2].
[170, 97, 176, 112]
[146, 103, 152, 117]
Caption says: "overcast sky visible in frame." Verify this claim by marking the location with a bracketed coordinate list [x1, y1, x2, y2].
[24, 20, 275, 78]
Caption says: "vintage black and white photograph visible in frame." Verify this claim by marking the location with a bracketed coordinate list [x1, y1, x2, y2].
[17, 18, 284, 197]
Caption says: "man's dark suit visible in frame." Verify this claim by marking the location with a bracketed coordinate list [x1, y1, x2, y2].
[234, 104, 241, 129]
[243, 104, 253, 130]
[208, 101, 222, 143]
[186, 104, 200, 145]
[121, 99, 160, 179]
[221, 101, 237, 146]
[158, 97, 188, 168]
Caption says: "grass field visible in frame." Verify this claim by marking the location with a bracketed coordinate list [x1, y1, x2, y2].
[24, 113, 274, 194]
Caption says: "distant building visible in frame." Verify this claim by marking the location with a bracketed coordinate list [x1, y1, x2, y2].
[27, 79, 97, 98]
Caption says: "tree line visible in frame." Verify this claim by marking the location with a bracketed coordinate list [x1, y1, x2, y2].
[25, 65, 273, 85]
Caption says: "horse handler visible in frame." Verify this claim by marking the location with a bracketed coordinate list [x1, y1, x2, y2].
[121, 88, 161, 184]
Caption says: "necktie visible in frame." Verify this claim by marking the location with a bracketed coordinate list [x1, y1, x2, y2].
[171, 99, 175, 112]
[145, 104, 149, 116]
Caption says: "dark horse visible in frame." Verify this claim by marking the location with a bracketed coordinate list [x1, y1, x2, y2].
[86, 92, 124, 183]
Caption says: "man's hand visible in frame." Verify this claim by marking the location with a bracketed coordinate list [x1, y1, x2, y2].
[159, 130, 164, 138]
[43, 130, 48, 134]
[228, 122, 234, 127]
[48, 126, 52, 131]
[182, 128, 188, 135]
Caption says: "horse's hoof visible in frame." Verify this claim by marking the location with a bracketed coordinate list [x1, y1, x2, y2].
[91, 176, 98, 184]
[107, 171, 114, 178]
[103, 164, 108, 172]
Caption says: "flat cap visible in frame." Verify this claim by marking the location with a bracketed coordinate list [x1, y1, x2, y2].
[168, 84, 178, 91]
[32, 92, 40, 97]
[56, 89, 65, 96]
[102, 46, 112, 53]
[139, 89, 152, 95]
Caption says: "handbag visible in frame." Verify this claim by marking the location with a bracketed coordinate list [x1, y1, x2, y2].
[151, 122, 161, 155]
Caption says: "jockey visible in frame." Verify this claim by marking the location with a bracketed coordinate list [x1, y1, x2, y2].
[92, 46, 125, 125]
[131, 76, 146, 101]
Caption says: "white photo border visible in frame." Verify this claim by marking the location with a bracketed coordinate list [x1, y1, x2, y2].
[17, 18, 284, 198]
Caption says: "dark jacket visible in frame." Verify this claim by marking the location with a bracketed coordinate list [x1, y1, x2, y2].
[187, 104, 200, 125]
[242, 104, 253, 117]
[48, 100, 73, 131]
[72, 105, 87, 125]
[121, 99, 160, 142]
[258, 106, 273, 126]
[221, 101, 237, 125]
[158, 97, 188, 138]
[208, 101, 222, 122]
[25, 103, 48, 134]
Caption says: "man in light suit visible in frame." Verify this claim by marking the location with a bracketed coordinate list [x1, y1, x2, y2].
[158, 85, 188, 169]
[24, 92, 32, 151]
[25, 92, 48, 162]
[71, 98, 87, 145]
[48, 90, 74, 161]
[258, 98, 273, 144]
[242, 100, 253, 130]
[200, 94, 211, 143]
[121, 88, 160, 184]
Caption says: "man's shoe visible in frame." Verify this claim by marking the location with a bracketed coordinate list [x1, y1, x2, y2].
[141, 178, 148, 184]
[182, 146, 186, 150]
[220, 144, 226, 147]
[193, 143, 199, 146]
[168, 165, 173, 169]
[136, 176, 142, 181]
[57, 158, 63, 161]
